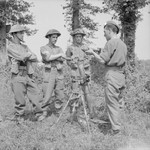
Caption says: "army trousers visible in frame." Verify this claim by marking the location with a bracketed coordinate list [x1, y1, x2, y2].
[105, 69, 125, 131]
[42, 67, 65, 109]
[11, 73, 42, 116]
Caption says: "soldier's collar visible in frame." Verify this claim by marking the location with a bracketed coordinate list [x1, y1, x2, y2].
[47, 43, 56, 48]
[73, 43, 83, 47]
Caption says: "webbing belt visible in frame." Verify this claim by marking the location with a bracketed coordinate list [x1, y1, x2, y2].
[106, 65, 125, 72]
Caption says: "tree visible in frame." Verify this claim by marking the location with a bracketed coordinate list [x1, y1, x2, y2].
[63, 0, 102, 38]
[64, 0, 150, 70]
[0, 0, 36, 65]
[0, 0, 7, 64]
[101, 0, 150, 71]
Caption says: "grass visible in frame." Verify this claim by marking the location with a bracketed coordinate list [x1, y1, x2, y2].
[0, 64, 150, 150]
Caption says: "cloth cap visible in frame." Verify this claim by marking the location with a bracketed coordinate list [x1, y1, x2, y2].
[105, 21, 120, 34]
[45, 29, 61, 38]
[9, 24, 26, 33]
[70, 28, 86, 36]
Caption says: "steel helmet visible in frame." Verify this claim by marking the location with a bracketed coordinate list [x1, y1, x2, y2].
[70, 28, 86, 36]
[45, 29, 61, 38]
[104, 21, 120, 34]
[9, 24, 26, 34]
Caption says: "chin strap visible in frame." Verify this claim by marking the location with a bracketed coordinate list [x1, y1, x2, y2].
[16, 34, 25, 43]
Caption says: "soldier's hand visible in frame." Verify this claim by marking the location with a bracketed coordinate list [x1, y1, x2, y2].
[23, 52, 32, 61]
[85, 49, 94, 55]
[81, 45, 89, 52]
[60, 53, 66, 59]
[42, 51, 49, 56]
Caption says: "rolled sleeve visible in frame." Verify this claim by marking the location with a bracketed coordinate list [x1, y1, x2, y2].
[100, 41, 114, 63]
[40, 46, 50, 62]
[7, 44, 24, 61]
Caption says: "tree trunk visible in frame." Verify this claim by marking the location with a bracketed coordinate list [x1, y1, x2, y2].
[120, 0, 137, 71]
[72, 0, 80, 30]
[0, 0, 7, 65]
[121, 21, 136, 71]
[0, 24, 8, 65]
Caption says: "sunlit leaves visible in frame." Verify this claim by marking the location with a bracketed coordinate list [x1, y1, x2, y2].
[101, 0, 150, 69]
[63, 0, 102, 37]
[0, 0, 36, 35]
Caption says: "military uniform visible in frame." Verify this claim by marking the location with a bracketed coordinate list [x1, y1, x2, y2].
[100, 21, 127, 131]
[40, 29, 65, 112]
[66, 28, 93, 116]
[7, 24, 43, 118]
[66, 43, 90, 91]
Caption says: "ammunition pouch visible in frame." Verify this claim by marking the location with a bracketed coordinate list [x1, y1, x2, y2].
[44, 60, 63, 71]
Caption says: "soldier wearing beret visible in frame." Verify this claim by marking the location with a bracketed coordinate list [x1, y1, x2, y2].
[85, 21, 127, 135]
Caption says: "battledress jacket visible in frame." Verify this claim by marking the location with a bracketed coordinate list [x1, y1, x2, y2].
[40, 44, 64, 70]
[7, 40, 38, 75]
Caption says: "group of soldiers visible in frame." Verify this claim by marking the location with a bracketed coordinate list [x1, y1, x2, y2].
[6, 20, 127, 135]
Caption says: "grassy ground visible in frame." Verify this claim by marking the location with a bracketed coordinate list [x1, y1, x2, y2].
[0, 63, 150, 150]
[0, 106, 150, 150]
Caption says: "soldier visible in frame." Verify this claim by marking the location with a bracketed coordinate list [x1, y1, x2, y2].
[7, 24, 43, 121]
[66, 28, 94, 119]
[85, 21, 127, 135]
[39, 29, 66, 121]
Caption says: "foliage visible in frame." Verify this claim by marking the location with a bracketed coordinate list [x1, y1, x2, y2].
[124, 58, 150, 114]
[101, 0, 150, 69]
[0, 59, 150, 149]
[63, 0, 150, 70]
[63, 0, 102, 37]
[0, 0, 37, 64]
[0, 0, 37, 35]
[0, 1, 150, 148]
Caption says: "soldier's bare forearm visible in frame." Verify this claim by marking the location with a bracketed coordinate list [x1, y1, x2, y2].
[44, 53, 62, 62]
[92, 52, 105, 64]
[28, 54, 38, 62]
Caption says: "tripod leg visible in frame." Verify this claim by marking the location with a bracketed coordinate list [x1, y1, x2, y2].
[81, 94, 91, 134]
[52, 93, 73, 126]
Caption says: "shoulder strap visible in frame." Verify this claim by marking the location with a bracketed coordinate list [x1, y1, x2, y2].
[106, 49, 116, 65]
